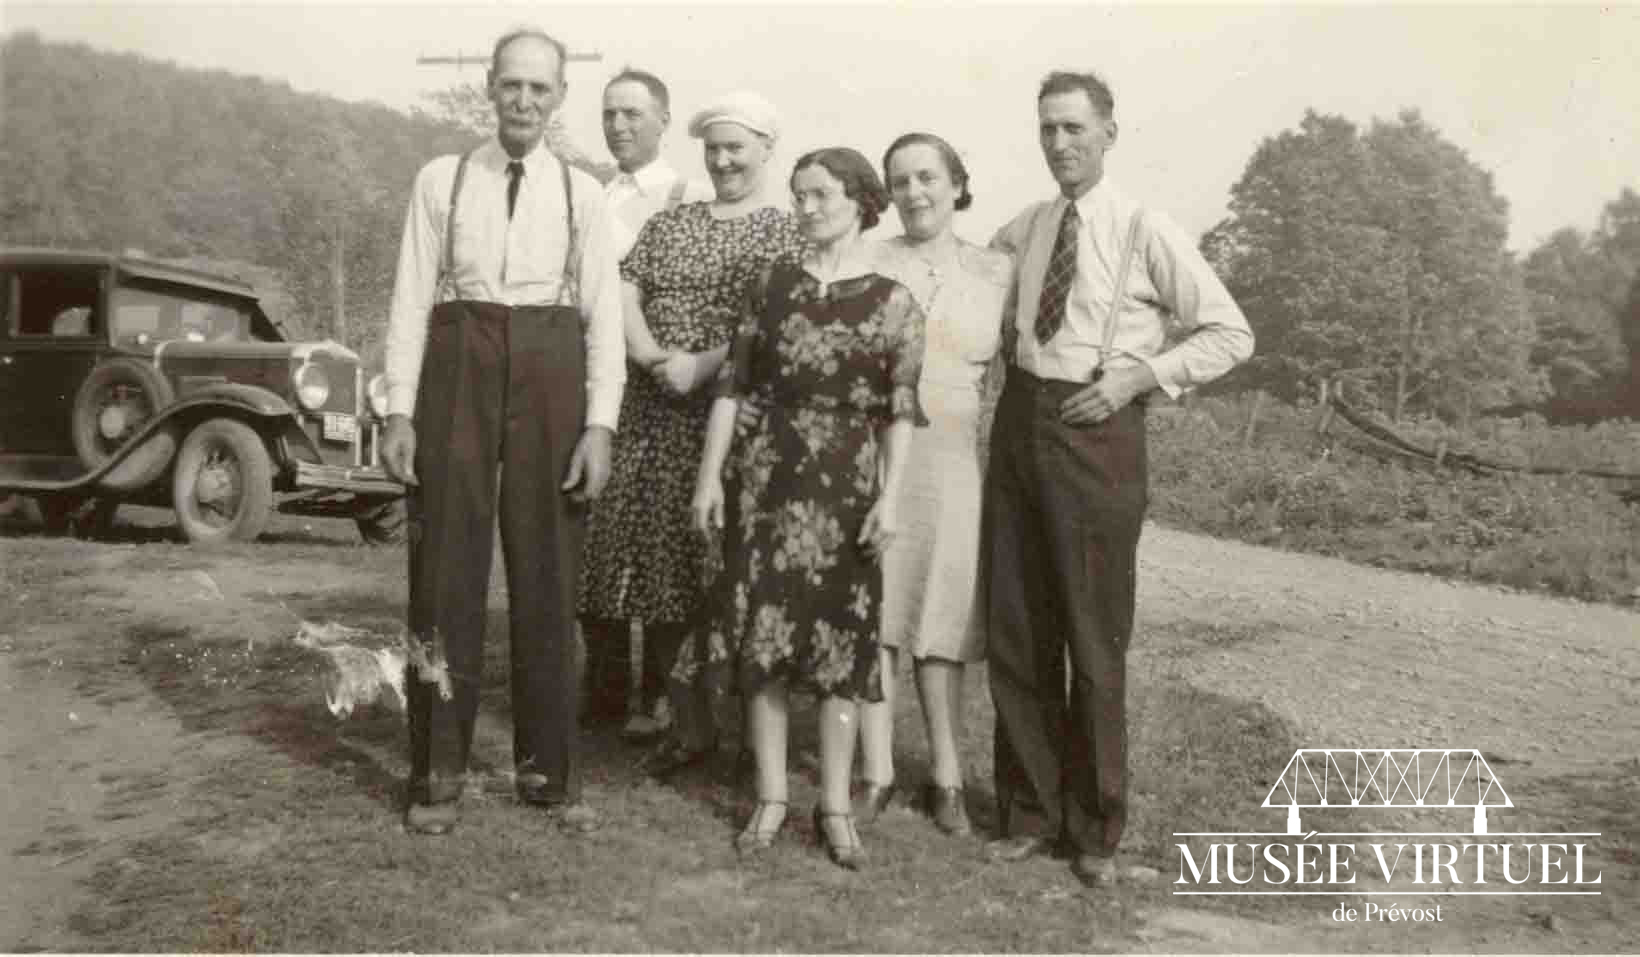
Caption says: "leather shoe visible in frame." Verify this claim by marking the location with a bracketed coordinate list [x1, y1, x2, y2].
[404, 801, 459, 835]
[1071, 853, 1118, 887]
[986, 834, 1058, 862]
[515, 772, 562, 805]
[856, 781, 897, 827]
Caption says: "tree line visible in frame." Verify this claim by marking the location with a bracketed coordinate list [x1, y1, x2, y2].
[3, 33, 1635, 421]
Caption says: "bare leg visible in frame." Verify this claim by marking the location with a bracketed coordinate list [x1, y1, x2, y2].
[818, 695, 860, 814]
[913, 658, 966, 788]
[747, 683, 790, 804]
[858, 646, 898, 787]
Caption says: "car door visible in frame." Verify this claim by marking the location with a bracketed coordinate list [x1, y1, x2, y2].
[0, 265, 108, 456]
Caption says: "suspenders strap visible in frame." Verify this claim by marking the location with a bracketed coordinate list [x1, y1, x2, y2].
[440, 150, 475, 284]
[438, 149, 583, 308]
[664, 177, 689, 213]
[1101, 208, 1148, 358]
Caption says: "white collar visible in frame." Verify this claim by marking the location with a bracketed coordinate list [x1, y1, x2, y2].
[483, 137, 557, 177]
[614, 158, 676, 194]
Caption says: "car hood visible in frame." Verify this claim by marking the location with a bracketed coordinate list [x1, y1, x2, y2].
[153, 339, 359, 365]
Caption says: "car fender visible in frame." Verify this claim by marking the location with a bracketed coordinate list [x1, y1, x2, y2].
[162, 382, 295, 419]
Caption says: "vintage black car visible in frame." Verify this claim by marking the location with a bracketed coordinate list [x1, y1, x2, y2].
[0, 248, 405, 544]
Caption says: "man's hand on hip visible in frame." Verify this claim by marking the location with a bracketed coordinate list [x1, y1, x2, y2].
[381, 415, 419, 486]
[563, 425, 615, 503]
[1059, 364, 1157, 426]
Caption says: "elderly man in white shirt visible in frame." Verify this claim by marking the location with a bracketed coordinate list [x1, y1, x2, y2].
[380, 27, 623, 837]
[582, 68, 712, 742]
[985, 70, 1254, 886]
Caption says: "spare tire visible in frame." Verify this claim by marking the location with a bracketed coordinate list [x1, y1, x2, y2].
[71, 358, 178, 492]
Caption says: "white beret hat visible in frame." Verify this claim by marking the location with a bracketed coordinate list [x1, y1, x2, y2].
[687, 90, 781, 141]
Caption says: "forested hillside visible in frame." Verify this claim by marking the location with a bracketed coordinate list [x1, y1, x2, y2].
[1, 32, 478, 357]
[3, 33, 1635, 420]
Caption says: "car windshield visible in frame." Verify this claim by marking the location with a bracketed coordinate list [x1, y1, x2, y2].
[111, 283, 265, 347]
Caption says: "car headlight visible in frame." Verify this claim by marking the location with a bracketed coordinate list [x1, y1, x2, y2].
[295, 362, 330, 411]
[367, 374, 389, 419]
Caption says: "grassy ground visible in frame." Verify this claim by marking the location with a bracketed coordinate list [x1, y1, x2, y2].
[1148, 394, 1640, 606]
[5, 485, 1636, 952]
[0, 512, 1329, 953]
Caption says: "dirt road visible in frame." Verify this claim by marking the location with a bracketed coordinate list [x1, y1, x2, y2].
[2, 516, 1635, 952]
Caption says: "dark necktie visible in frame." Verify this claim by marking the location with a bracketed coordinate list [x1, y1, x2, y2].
[1035, 201, 1081, 343]
[506, 160, 524, 220]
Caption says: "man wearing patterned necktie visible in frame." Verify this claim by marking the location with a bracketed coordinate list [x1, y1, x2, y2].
[985, 70, 1254, 887]
[583, 68, 713, 743]
[380, 27, 624, 836]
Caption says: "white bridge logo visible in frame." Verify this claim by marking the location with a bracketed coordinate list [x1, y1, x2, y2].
[1265, 748, 1511, 835]
[1173, 747, 1602, 897]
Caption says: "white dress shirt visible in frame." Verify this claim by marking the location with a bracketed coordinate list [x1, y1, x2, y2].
[603, 158, 714, 260]
[384, 138, 625, 429]
[991, 178, 1253, 397]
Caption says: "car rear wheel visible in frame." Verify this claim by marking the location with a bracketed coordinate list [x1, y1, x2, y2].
[354, 497, 407, 546]
[172, 418, 274, 545]
[71, 358, 179, 492]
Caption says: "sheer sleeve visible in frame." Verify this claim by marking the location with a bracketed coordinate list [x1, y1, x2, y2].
[715, 260, 774, 400]
[881, 280, 928, 426]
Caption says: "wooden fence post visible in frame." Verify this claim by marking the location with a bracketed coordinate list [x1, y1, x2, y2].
[1242, 390, 1266, 450]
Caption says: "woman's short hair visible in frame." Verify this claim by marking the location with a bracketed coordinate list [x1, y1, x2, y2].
[792, 148, 891, 231]
[881, 132, 974, 212]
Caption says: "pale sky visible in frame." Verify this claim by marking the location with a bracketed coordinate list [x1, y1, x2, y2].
[3, 1, 1638, 250]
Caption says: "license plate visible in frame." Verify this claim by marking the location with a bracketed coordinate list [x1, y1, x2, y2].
[321, 412, 357, 443]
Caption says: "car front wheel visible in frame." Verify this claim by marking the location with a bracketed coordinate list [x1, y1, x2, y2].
[172, 418, 274, 545]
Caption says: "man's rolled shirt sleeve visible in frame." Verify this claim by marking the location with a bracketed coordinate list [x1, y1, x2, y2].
[1137, 213, 1254, 398]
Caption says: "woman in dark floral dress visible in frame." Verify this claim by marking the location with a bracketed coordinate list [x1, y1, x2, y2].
[690, 148, 925, 870]
[579, 98, 804, 766]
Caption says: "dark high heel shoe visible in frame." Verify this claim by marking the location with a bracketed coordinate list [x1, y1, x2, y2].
[812, 806, 867, 870]
[735, 800, 788, 856]
[856, 780, 897, 827]
[927, 784, 972, 837]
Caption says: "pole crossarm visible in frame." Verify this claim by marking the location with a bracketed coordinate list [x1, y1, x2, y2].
[416, 52, 604, 68]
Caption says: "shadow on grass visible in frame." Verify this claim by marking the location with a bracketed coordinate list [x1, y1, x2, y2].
[83, 594, 1332, 951]
[125, 620, 405, 814]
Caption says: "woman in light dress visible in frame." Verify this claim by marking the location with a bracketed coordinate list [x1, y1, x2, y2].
[856, 133, 1011, 837]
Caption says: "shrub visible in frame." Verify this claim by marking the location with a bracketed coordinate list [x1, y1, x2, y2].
[1149, 394, 1640, 605]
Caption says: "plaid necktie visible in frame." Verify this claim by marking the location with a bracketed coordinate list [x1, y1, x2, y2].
[1035, 201, 1081, 343]
[506, 160, 524, 220]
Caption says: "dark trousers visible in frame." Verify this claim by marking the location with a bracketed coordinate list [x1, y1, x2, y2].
[984, 366, 1147, 856]
[406, 300, 587, 805]
[580, 618, 690, 718]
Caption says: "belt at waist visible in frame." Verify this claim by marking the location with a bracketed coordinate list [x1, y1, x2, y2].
[430, 300, 579, 324]
[1004, 364, 1152, 412]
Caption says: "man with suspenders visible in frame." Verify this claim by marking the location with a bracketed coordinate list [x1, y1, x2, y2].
[380, 27, 624, 836]
[583, 67, 713, 742]
[985, 70, 1254, 884]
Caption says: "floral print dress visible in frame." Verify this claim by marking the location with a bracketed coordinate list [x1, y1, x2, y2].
[673, 258, 926, 702]
[578, 204, 805, 625]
